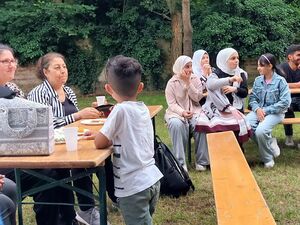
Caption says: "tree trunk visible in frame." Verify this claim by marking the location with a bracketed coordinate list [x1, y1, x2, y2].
[170, 11, 183, 66]
[182, 0, 193, 57]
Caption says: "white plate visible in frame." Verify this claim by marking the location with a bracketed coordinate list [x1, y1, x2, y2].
[80, 119, 106, 125]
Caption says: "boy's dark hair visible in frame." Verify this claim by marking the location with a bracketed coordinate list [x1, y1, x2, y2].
[286, 44, 300, 57]
[105, 55, 142, 97]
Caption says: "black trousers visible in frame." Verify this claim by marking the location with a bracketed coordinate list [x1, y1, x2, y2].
[1, 168, 76, 225]
[72, 156, 117, 211]
[284, 97, 300, 136]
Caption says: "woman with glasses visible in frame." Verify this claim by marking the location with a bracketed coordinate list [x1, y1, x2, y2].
[0, 44, 24, 97]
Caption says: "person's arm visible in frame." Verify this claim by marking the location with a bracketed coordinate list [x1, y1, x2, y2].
[206, 73, 242, 91]
[288, 82, 300, 88]
[165, 81, 185, 116]
[0, 174, 4, 190]
[186, 75, 204, 103]
[263, 79, 291, 115]
[235, 73, 248, 98]
[248, 79, 261, 112]
[94, 132, 112, 149]
[28, 90, 76, 128]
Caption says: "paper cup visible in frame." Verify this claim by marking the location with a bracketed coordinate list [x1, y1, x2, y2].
[64, 127, 78, 151]
[96, 96, 106, 106]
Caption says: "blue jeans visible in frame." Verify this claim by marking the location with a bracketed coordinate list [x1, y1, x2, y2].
[246, 111, 284, 163]
[0, 178, 16, 225]
[118, 181, 160, 225]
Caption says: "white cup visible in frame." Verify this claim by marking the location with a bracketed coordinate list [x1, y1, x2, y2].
[63, 127, 78, 152]
[96, 96, 106, 106]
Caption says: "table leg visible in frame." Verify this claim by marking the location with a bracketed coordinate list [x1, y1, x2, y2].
[98, 166, 107, 225]
[14, 169, 23, 225]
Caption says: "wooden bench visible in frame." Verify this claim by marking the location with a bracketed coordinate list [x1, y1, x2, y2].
[244, 109, 300, 124]
[206, 131, 276, 225]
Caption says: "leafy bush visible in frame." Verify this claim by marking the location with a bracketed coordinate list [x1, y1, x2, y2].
[93, 3, 171, 90]
[192, 0, 300, 61]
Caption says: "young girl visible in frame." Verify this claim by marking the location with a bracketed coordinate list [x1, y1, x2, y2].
[246, 53, 291, 168]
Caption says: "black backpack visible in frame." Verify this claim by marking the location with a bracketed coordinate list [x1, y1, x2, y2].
[154, 135, 195, 198]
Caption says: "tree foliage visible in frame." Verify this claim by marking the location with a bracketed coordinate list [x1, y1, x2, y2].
[0, 1, 95, 63]
[192, 0, 299, 61]
[0, 0, 299, 93]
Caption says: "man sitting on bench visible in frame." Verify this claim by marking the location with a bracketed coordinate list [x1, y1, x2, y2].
[277, 44, 300, 147]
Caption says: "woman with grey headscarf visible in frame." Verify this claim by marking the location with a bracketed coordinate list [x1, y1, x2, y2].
[214, 48, 248, 112]
[165, 55, 209, 171]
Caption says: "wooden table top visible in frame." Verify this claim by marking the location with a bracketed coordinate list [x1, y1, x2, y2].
[207, 131, 276, 225]
[0, 140, 112, 169]
[0, 105, 162, 169]
[70, 105, 163, 132]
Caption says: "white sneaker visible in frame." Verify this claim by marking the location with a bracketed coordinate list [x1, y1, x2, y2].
[195, 163, 207, 171]
[76, 207, 111, 225]
[271, 138, 280, 158]
[264, 160, 275, 168]
[285, 136, 294, 147]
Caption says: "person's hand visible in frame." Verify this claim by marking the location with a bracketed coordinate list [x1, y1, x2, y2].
[182, 111, 193, 119]
[81, 130, 98, 140]
[75, 107, 101, 120]
[181, 70, 191, 85]
[202, 64, 212, 77]
[91, 102, 98, 108]
[256, 108, 265, 122]
[222, 86, 237, 94]
[229, 75, 242, 83]
[0, 174, 5, 190]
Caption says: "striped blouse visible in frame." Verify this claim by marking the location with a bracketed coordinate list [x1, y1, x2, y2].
[27, 80, 79, 128]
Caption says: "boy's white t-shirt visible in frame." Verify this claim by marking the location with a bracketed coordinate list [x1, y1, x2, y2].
[100, 101, 163, 198]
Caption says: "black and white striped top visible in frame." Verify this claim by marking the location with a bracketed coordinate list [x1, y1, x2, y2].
[27, 80, 79, 128]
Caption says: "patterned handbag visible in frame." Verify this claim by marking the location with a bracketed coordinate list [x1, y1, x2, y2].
[0, 97, 54, 155]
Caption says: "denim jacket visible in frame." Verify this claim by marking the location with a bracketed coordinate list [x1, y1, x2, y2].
[249, 72, 291, 115]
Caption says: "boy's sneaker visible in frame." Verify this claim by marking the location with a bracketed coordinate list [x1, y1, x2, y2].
[264, 160, 275, 169]
[195, 163, 207, 171]
[76, 207, 111, 225]
[285, 136, 294, 147]
[271, 138, 280, 158]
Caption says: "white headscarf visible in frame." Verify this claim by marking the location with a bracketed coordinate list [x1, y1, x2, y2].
[192, 50, 207, 78]
[216, 48, 248, 110]
[173, 55, 192, 75]
[216, 48, 239, 75]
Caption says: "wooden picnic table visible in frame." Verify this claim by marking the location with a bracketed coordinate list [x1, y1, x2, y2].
[0, 140, 112, 225]
[0, 105, 163, 225]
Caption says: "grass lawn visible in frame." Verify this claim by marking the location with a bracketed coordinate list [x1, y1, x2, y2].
[23, 91, 300, 225]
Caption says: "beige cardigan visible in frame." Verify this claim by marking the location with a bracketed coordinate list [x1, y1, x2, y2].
[165, 74, 203, 121]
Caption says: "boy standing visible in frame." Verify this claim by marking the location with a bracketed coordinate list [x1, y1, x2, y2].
[94, 55, 163, 225]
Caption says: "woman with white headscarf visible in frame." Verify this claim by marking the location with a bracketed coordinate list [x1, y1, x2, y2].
[165, 55, 209, 171]
[192, 49, 215, 90]
[214, 48, 248, 112]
